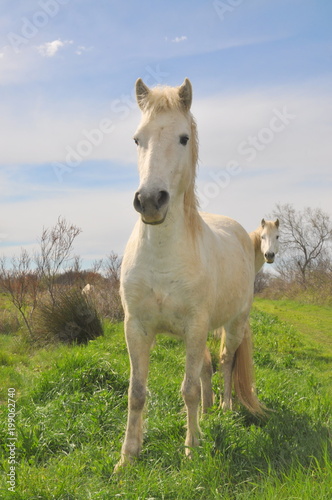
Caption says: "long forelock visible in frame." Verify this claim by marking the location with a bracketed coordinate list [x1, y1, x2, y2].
[140, 85, 184, 115]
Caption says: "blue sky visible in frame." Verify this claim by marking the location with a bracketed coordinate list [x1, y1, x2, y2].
[1, 0, 331, 266]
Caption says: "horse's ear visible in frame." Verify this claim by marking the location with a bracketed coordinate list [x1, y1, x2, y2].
[261, 218, 266, 228]
[275, 218, 279, 228]
[136, 78, 150, 110]
[178, 78, 192, 111]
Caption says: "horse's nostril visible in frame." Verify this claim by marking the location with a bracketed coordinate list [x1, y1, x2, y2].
[133, 192, 143, 213]
[157, 190, 169, 209]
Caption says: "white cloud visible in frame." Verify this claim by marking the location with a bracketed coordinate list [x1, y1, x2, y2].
[171, 36, 187, 43]
[0, 39, 81, 86]
[36, 39, 73, 57]
[75, 45, 93, 55]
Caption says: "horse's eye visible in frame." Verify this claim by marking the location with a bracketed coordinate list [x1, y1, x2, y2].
[180, 135, 189, 146]
[276, 235, 279, 239]
[133, 137, 139, 146]
[261, 235, 266, 240]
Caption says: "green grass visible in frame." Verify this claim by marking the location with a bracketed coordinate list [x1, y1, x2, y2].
[254, 298, 332, 347]
[254, 298, 332, 400]
[0, 301, 331, 499]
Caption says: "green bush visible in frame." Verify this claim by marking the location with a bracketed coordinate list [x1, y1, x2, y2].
[35, 288, 103, 344]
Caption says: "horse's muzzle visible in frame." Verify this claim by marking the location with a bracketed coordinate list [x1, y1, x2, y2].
[264, 252, 275, 263]
[133, 189, 170, 224]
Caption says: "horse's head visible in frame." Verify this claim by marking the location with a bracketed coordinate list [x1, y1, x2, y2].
[260, 219, 280, 263]
[132, 78, 197, 225]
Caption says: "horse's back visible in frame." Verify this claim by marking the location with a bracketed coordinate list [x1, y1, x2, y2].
[200, 212, 253, 253]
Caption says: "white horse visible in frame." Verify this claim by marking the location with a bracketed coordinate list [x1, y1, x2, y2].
[250, 219, 280, 274]
[116, 78, 264, 470]
[81, 283, 94, 296]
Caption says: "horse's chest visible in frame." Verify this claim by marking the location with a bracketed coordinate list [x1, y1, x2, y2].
[144, 273, 188, 312]
[124, 268, 194, 335]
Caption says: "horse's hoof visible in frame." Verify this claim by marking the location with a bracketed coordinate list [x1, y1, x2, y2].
[113, 456, 133, 474]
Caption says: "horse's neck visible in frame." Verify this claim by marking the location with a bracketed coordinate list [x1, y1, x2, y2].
[250, 228, 265, 274]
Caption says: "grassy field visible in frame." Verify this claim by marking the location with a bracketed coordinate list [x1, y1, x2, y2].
[254, 298, 332, 352]
[0, 299, 331, 499]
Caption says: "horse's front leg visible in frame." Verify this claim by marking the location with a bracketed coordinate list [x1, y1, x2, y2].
[115, 318, 153, 471]
[182, 324, 209, 456]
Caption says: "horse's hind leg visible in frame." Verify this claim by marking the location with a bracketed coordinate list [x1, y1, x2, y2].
[115, 318, 153, 471]
[200, 346, 213, 413]
[220, 318, 246, 411]
[220, 345, 235, 411]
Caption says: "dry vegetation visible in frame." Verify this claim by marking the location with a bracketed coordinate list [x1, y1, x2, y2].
[0, 217, 123, 343]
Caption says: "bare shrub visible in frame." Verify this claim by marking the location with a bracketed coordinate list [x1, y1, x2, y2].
[259, 266, 332, 306]
[254, 270, 272, 294]
[0, 250, 38, 337]
[35, 217, 82, 304]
